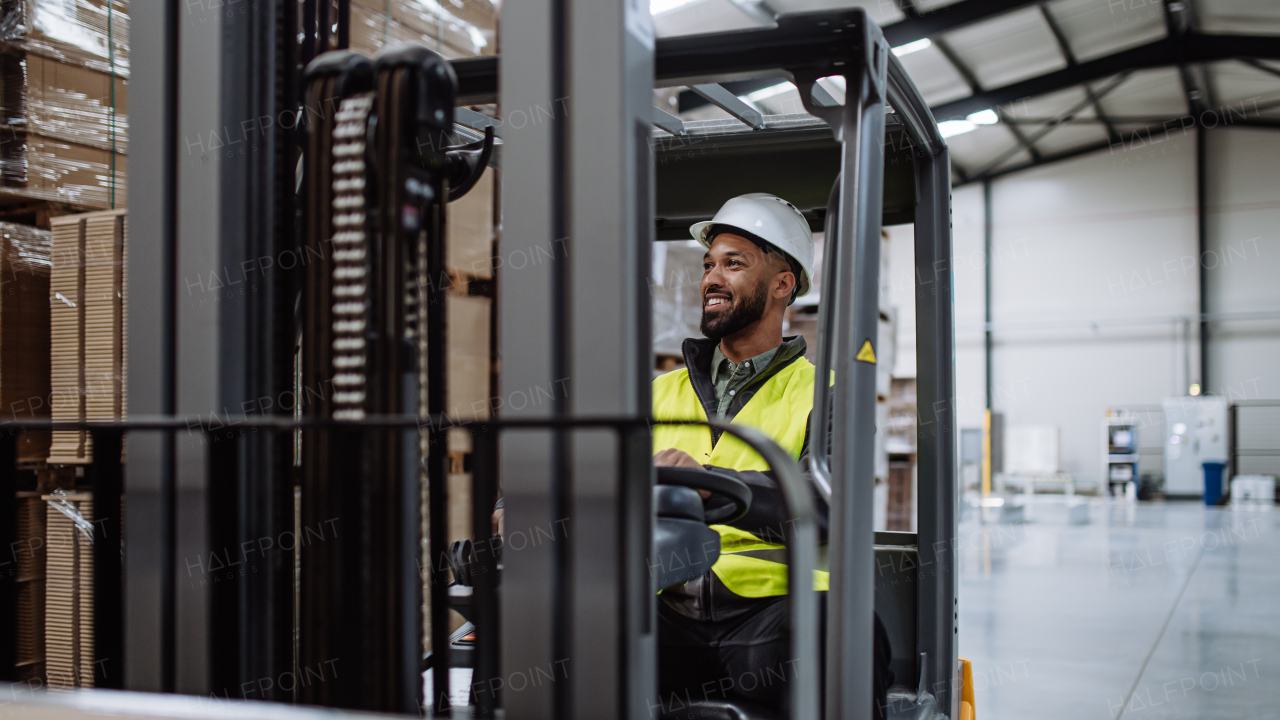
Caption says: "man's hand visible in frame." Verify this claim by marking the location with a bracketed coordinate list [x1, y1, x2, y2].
[492, 508, 504, 538]
[654, 448, 702, 469]
[654, 449, 711, 499]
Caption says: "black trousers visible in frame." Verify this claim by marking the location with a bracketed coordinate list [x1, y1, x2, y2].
[657, 594, 893, 719]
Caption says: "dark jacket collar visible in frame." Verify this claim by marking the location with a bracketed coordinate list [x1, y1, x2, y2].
[680, 335, 808, 433]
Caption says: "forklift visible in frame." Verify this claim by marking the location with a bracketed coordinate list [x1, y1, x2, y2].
[0, 5, 965, 720]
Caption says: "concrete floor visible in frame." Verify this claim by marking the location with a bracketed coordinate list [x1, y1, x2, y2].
[958, 498, 1280, 720]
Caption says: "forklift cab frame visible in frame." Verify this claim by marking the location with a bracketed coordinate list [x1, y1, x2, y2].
[445, 7, 959, 720]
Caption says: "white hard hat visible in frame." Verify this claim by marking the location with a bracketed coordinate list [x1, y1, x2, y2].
[690, 193, 814, 298]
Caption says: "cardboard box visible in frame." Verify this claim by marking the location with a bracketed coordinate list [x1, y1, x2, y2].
[4, 132, 128, 210]
[19, 54, 129, 152]
[44, 491, 95, 689]
[48, 209, 126, 464]
[447, 167, 493, 278]
[14, 491, 47, 682]
[0, 222, 52, 462]
[446, 294, 491, 420]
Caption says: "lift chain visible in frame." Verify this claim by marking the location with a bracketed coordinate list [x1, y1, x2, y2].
[329, 92, 375, 420]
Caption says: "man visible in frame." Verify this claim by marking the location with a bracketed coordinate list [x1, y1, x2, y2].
[652, 193, 891, 718]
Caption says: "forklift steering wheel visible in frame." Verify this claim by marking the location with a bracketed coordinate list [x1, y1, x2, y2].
[656, 467, 752, 524]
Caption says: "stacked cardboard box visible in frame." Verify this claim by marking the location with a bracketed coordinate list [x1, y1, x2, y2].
[14, 491, 47, 682]
[48, 209, 126, 463]
[2, 220, 53, 682]
[0, 0, 128, 210]
[444, 167, 494, 423]
[0, 221, 52, 461]
[43, 491, 95, 689]
[886, 378, 917, 532]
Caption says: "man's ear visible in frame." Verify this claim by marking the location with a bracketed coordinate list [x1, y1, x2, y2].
[773, 270, 796, 300]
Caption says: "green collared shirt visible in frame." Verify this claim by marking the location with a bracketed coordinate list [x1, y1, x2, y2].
[709, 344, 780, 420]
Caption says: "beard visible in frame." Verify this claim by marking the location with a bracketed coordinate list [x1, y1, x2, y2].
[700, 280, 769, 341]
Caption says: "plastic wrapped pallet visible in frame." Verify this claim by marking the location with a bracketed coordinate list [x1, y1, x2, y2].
[0, 0, 128, 209]
[43, 491, 94, 689]
[0, 222, 52, 462]
[348, 0, 494, 60]
[0, 0, 129, 77]
[48, 209, 126, 464]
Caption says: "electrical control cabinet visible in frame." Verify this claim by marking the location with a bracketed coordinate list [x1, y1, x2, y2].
[1163, 396, 1228, 497]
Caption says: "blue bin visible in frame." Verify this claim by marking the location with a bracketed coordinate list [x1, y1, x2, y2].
[1203, 462, 1225, 506]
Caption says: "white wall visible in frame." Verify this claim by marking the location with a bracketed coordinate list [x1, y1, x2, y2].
[883, 127, 1280, 487]
[1205, 128, 1280, 402]
[951, 184, 990, 433]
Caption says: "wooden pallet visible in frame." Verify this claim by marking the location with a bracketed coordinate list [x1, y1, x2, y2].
[0, 198, 84, 230]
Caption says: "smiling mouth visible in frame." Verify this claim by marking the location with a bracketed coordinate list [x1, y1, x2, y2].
[705, 297, 729, 308]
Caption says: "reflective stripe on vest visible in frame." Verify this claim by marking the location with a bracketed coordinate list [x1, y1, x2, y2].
[652, 358, 828, 596]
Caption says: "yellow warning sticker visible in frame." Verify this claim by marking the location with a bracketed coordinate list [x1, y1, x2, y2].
[856, 339, 876, 364]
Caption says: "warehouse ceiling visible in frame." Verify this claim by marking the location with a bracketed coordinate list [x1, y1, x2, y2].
[653, 0, 1280, 185]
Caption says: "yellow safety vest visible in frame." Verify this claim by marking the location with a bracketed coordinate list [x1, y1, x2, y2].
[652, 357, 828, 596]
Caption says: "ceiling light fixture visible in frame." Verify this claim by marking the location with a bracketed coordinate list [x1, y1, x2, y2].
[967, 109, 999, 125]
[938, 120, 976, 138]
[891, 38, 931, 57]
[937, 109, 1000, 138]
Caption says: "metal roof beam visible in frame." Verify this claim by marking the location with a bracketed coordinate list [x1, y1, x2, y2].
[968, 72, 1129, 177]
[882, 0, 1043, 47]
[931, 33, 1280, 121]
[1038, 3, 1120, 144]
[932, 36, 981, 92]
[963, 114, 1280, 186]
[997, 104, 1280, 124]
[726, 0, 777, 26]
[891, 0, 921, 21]
[933, 34, 1043, 162]
[1242, 58, 1280, 81]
